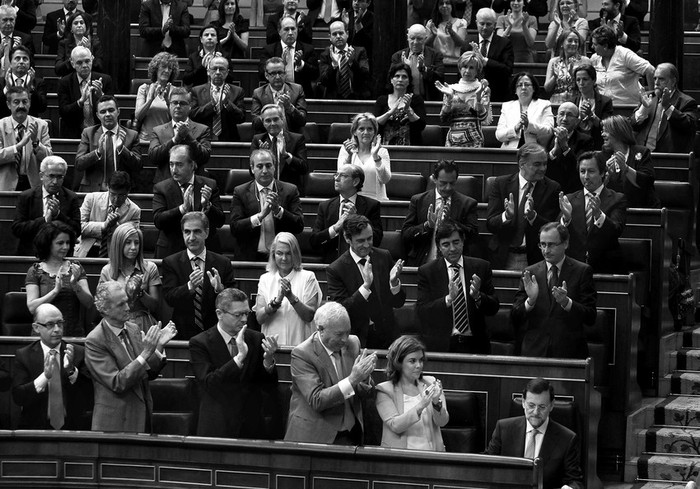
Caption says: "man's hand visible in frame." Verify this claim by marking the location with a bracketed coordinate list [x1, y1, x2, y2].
[140, 324, 162, 359]
[552, 280, 569, 307]
[173, 121, 190, 143]
[277, 92, 292, 110]
[522, 270, 539, 303]
[157, 321, 178, 347]
[200, 184, 212, 209]
[639, 86, 654, 108]
[589, 193, 602, 220]
[206, 267, 223, 292]
[349, 348, 377, 385]
[102, 209, 120, 231]
[182, 184, 194, 212]
[469, 274, 481, 300]
[91, 78, 104, 99]
[523, 191, 535, 220]
[294, 49, 303, 67]
[553, 126, 568, 153]
[390, 259, 403, 287]
[262, 334, 279, 364]
[360, 257, 373, 289]
[559, 191, 572, 222]
[44, 350, 58, 379]
[235, 325, 249, 360]
[504, 192, 515, 219]
[44, 195, 60, 221]
[426, 203, 438, 228]
[266, 191, 281, 215]
[448, 279, 461, 303]
[65, 344, 75, 372]
[189, 266, 204, 290]
[659, 87, 673, 110]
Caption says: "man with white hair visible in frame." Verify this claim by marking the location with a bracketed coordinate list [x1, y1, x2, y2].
[390, 24, 444, 101]
[0, 4, 34, 68]
[546, 102, 593, 194]
[57, 45, 113, 139]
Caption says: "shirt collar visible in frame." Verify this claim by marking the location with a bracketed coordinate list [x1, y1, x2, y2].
[12, 116, 27, 129]
[40, 341, 60, 357]
[444, 256, 464, 269]
[526, 416, 550, 435]
[187, 248, 207, 263]
[518, 174, 535, 191]
[339, 193, 357, 203]
[547, 256, 566, 272]
[585, 184, 604, 197]
[216, 323, 234, 346]
[434, 188, 450, 203]
[332, 45, 348, 55]
[255, 180, 274, 193]
[281, 41, 296, 51]
[479, 33, 494, 44]
[76, 72, 90, 84]
[349, 247, 368, 265]
[612, 12, 622, 23]
[104, 319, 129, 338]
[101, 125, 117, 135]
[319, 332, 342, 357]
[42, 186, 55, 200]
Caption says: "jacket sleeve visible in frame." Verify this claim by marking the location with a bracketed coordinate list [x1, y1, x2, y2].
[290, 345, 347, 412]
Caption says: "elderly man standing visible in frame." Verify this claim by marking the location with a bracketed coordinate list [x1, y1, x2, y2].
[85, 281, 177, 432]
[546, 102, 593, 194]
[631, 63, 698, 153]
[0, 5, 34, 72]
[189, 288, 278, 439]
[12, 304, 91, 430]
[138, 0, 191, 58]
[390, 24, 444, 101]
[12, 156, 80, 255]
[285, 301, 376, 445]
[190, 56, 246, 142]
[0, 85, 52, 191]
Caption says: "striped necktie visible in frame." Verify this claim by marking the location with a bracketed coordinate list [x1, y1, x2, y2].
[192, 256, 204, 330]
[585, 192, 596, 232]
[450, 264, 470, 335]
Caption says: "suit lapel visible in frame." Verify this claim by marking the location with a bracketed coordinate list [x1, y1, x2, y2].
[535, 262, 552, 311]
[313, 334, 339, 384]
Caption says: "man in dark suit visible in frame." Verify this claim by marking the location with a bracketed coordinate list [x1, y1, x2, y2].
[417, 220, 499, 353]
[486, 143, 561, 270]
[511, 222, 597, 359]
[588, 0, 641, 52]
[402, 160, 479, 267]
[306, 0, 351, 26]
[149, 87, 211, 184]
[74, 95, 141, 192]
[546, 102, 594, 195]
[631, 63, 698, 153]
[153, 144, 225, 258]
[285, 301, 376, 444]
[318, 21, 370, 99]
[12, 156, 81, 255]
[189, 288, 278, 439]
[559, 152, 627, 274]
[138, 0, 191, 58]
[252, 57, 307, 134]
[266, 0, 313, 45]
[229, 148, 304, 261]
[12, 304, 91, 430]
[485, 377, 583, 489]
[0, 5, 34, 69]
[0, 46, 47, 119]
[259, 16, 319, 98]
[86, 281, 176, 432]
[163, 211, 236, 341]
[190, 56, 246, 142]
[251, 104, 308, 194]
[57, 46, 113, 139]
[390, 24, 444, 101]
[461, 8, 513, 102]
[10, 0, 36, 38]
[347, 0, 373, 62]
[327, 214, 406, 348]
[43, 0, 90, 55]
[311, 164, 382, 264]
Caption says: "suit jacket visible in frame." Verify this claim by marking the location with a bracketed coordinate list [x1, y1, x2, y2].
[401, 190, 479, 267]
[252, 131, 308, 193]
[182, 51, 237, 88]
[56, 36, 104, 77]
[285, 331, 367, 443]
[589, 14, 641, 52]
[0, 73, 48, 118]
[348, 9, 373, 60]
[162, 249, 236, 341]
[190, 83, 246, 142]
[496, 99, 554, 149]
[486, 174, 561, 268]
[0, 115, 51, 191]
[189, 325, 278, 438]
[390, 47, 444, 101]
[632, 90, 698, 153]
[462, 34, 513, 102]
[148, 120, 212, 183]
[485, 416, 583, 489]
[138, 0, 191, 58]
[152, 175, 225, 257]
[260, 41, 320, 98]
[12, 340, 91, 430]
[229, 179, 304, 260]
[265, 9, 313, 45]
[75, 192, 141, 257]
[13, 0, 36, 37]
[74, 125, 142, 192]
[318, 45, 370, 99]
[0, 30, 34, 59]
[311, 194, 382, 264]
[511, 257, 597, 359]
[57, 71, 114, 139]
[563, 187, 627, 273]
[12, 185, 81, 255]
[545, 129, 594, 194]
[600, 145, 659, 208]
[327, 247, 406, 348]
[375, 376, 448, 450]
[85, 319, 165, 432]
[44, 8, 92, 55]
[251, 82, 307, 134]
[416, 256, 500, 353]
[305, 0, 351, 25]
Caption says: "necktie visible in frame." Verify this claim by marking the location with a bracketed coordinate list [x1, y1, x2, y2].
[409, 53, 422, 95]
[524, 428, 539, 459]
[181, 182, 193, 209]
[518, 110, 527, 147]
[104, 130, 115, 186]
[354, 12, 363, 32]
[548, 264, 559, 291]
[283, 46, 294, 82]
[270, 136, 279, 175]
[47, 349, 64, 429]
[212, 86, 222, 138]
[191, 256, 204, 330]
[228, 337, 238, 358]
[261, 188, 275, 251]
[480, 39, 488, 57]
[161, 4, 172, 48]
[337, 51, 351, 99]
[332, 350, 356, 431]
[16, 78, 23, 87]
[15, 122, 24, 171]
[81, 79, 94, 128]
[644, 102, 664, 151]
[585, 193, 596, 232]
[323, 0, 333, 23]
[99, 205, 117, 258]
[512, 182, 533, 247]
[438, 196, 450, 226]
[119, 329, 137, 361]
[450, 264, 470, 335]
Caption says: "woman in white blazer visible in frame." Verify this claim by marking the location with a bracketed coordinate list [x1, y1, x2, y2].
[375, 336, 449, 450]
[496, 72, 554, 149]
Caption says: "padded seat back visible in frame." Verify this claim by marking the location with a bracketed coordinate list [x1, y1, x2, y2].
[141, 224, 159, 258]
[393, 304, 420, 336]
[422, 125, 445, 146]
[489, 308, 516, 356]
[2, 291, 32, 336]
[129, 78, 150, 95]
[386, 173, 426, 200]
[484, 176, 497, 201]
[379, 230, 404, 262]
[482, 126, 499, 148]
[302, 122, 320, 143]
[655, 180, 694, 240]
[237, 122, 254, 142]
[225, 169, 253, 194]
[299, 228, 323, 263]
[442, 391, 483, 453]
[426, 175, 482, 202]
[328, 123, 352, 144]
[305, 172, 336, 198]
[585, 309, 614, 387]
[150, 378, 198, 436]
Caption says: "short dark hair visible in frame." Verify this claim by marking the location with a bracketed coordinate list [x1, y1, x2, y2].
[432, 159, 459, 179]
[435, 219, 466, 245]
[601, 114, 636, 147]
[523, 377, 555, 403]
[342, 214, 371, 240]
[33, 221, 76, 260]
[181, 211, 209, 231]
[539, 221, 569, 243]
[345, 164, 365, 191]
[591, 25, 617, 49]
[5, 85, 28, 99]
[577, 151, 605, 175]
[387, 62, 413, 93]
[510, 72, 540, 100]
[385, 335, 426, 384]
[9, 44, 32, 62]
[571, 62, 597, 84]
[108, 171, 131, 192]
[215, 287, 248, 310]
[96, 94, 117, 108]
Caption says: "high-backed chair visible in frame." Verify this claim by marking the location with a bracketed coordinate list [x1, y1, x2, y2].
[150, 378, 198, 436]
[225, 169, 253, 194]
[385, 173, 426, 201]
[441, 391, 484, 453]
[304, 172, 336, 198]
[328, 123, 352, 144]
[2, 292, 32, 336]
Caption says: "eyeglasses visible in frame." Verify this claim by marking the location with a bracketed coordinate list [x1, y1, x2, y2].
[266, 71, 286, 77]
[538, 242, 563, 250]
[333, 172, 352, 179]
[221, 309, 250, 319]
[41, 173, 65, 180]
[35, 320, 65, 329]
[524, 402, 551, 412]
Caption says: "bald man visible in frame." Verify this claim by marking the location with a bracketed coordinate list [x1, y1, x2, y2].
[546, 102, 593, 194]
[390, 24, 444, 101]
